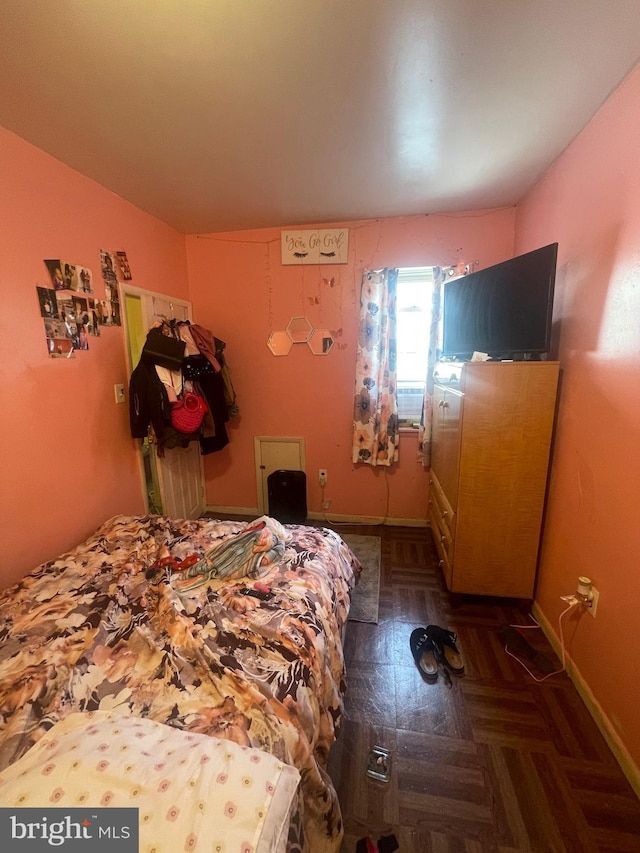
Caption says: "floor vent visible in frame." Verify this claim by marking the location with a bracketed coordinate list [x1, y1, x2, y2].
[366, 746, 391, 782]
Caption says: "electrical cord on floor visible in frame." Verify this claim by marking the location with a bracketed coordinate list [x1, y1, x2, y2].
[320, 473, 391, 527]
[504, 600, 580, 683]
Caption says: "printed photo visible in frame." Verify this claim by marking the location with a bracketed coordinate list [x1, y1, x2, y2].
[95, 299, 120, 326]
[100, 249, 119, 299]
[49, 337, 74, 357]
[77, 266, 93, 293]
[110, 298, 122, 326]
[63, 316, 81, 350]
[87, 298, 101, 336]
[56, 296, 76, 322]
[77, 325, 90, 350]
[44, 318, 73, 357]
[44, 318, 67, 340]
[36, 286, 58, 319]
[60, 261, 78, 291]
[73, 296, 93, 349]
[44, 259, 65, 291]
[72, 296, 89, 326]
[95, 299, 111, 326]
[116, 250, 132, 281]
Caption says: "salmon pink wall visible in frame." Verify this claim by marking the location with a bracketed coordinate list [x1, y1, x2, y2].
[186, 211, 515, 521]
[0, 127, 189, 589]
[516, 65, 640, 774]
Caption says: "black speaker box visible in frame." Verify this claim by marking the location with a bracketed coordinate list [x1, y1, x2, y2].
[267, 469, 307, 524]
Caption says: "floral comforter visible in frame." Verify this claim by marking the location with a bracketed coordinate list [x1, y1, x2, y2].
[0, 515, 361, 853]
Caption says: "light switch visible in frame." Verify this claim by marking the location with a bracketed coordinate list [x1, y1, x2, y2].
[114, 383, 126, 404]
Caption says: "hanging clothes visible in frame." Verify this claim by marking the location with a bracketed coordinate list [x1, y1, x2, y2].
[195, 370, 230, 453]
[129, 360, 198, 455]
[129, 320, 237, 456]
[155, 365, 183, 401]
[190, 325, 238, 418]
[140, 324, 186, 371]
[189, 324, 222, 373]
[175, 321, 203, 358]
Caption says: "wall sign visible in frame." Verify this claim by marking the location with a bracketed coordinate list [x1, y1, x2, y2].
[281, 228, 349, 265]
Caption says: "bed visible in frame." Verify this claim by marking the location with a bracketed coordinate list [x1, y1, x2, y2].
[0, 514, 361, 852]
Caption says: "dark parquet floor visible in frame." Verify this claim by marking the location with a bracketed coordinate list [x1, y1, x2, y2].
[324, 522, 640, 853]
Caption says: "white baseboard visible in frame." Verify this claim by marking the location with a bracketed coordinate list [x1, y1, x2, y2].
[307, 511, 428, 527]
[204, 505, 259, 517]
[204, 505, 428, 528]
[532, 601, 640, 799]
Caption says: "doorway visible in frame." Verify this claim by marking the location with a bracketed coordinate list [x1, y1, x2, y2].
[121, 285, 205, 519]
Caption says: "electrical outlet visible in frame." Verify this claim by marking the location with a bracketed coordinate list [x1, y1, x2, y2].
[114, 383, 126, 404]
[322, 499, 331, 510]
[588, 586, 599, 617]
[318, 469, 328, 487]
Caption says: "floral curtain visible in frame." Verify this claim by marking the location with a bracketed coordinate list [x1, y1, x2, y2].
[352, 268, 399, 466]
[417, 265, 445, 467]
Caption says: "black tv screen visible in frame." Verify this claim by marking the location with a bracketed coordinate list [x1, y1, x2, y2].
[441, 243, 558, 360]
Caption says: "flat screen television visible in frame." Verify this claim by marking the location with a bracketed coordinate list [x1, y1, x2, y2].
[441, 243, 558, 361]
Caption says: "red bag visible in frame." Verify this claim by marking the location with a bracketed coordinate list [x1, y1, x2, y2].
[171, 392, 207, 433]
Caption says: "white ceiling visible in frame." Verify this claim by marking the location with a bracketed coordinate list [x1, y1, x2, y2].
[2, 1, 639, 234]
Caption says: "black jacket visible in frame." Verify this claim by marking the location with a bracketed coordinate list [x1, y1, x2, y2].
[129, 361, 195, 453]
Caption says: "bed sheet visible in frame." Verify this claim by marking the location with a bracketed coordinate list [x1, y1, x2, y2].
[0, 514, 361, 852]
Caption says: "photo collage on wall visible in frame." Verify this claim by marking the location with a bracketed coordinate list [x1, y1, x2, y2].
[39, 250, 132, 357]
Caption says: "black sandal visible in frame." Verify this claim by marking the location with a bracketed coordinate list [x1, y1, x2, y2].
[409, 628, 438, 681]
[425, 625, 465, 675]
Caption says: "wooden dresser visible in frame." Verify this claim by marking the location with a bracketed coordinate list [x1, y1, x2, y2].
[429, 361, 559, 598]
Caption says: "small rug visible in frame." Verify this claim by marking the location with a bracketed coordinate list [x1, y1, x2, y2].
[342, 534, 381, 624]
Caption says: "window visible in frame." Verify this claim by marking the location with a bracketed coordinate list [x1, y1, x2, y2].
[396, 266, 434, 424]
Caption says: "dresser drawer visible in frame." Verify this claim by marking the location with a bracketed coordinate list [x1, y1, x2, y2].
[429, 498, 454, 589]
[429, 473, 456, 536]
